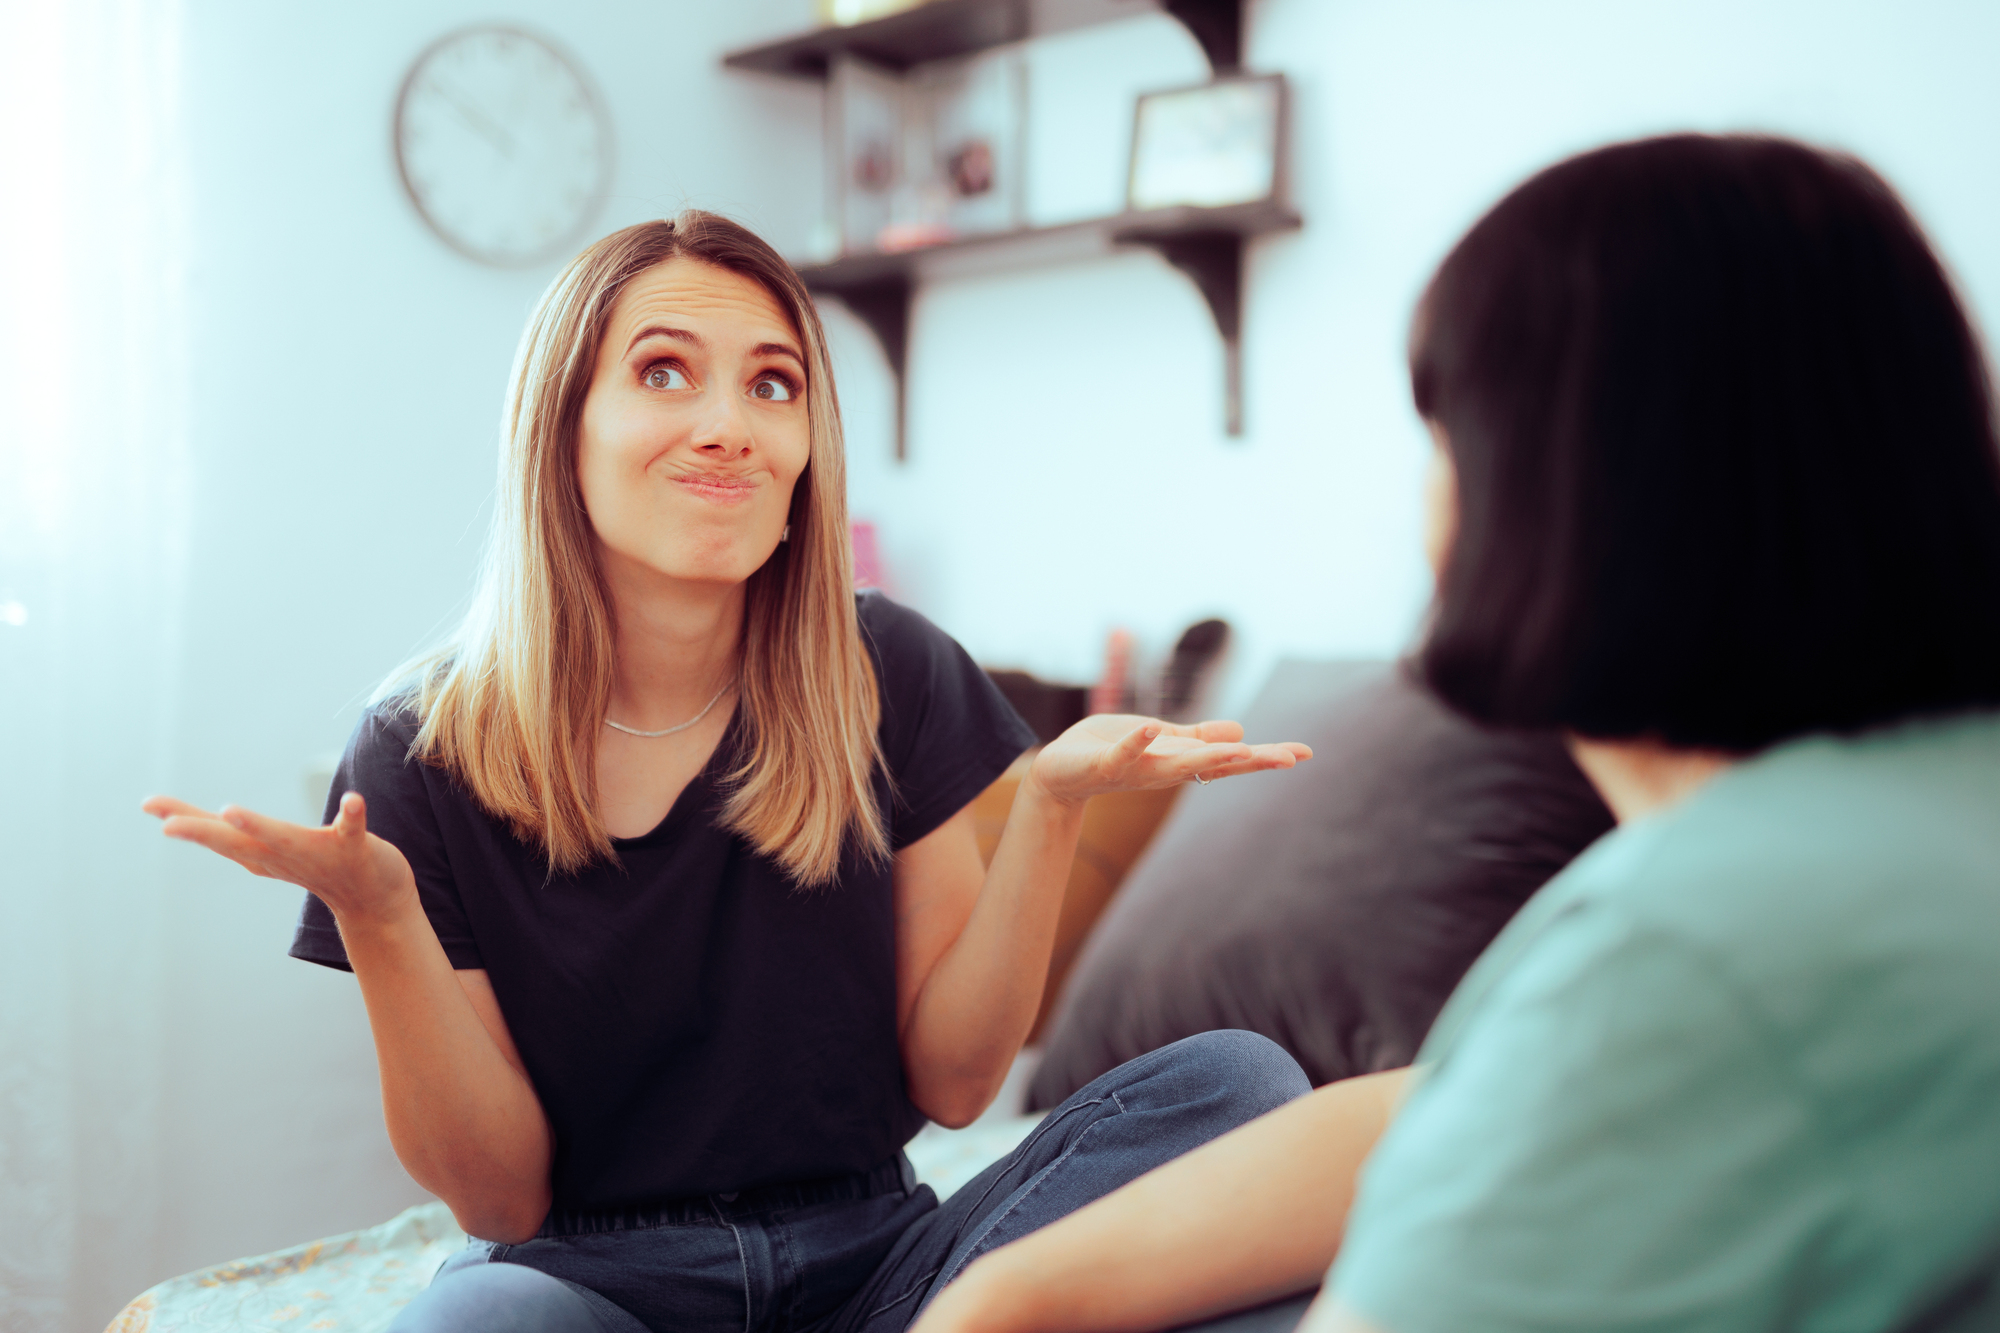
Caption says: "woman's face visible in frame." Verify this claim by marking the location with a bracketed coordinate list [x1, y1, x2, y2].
[577, 256, 811, 595]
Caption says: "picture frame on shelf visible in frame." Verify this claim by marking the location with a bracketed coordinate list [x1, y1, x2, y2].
[1127, 72, 1289, 213]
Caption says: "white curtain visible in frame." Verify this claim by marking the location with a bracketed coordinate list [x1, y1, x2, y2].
[0, 0, 188, 1326]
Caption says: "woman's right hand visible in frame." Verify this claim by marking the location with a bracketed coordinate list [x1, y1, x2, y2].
[141, 791, 419, 925]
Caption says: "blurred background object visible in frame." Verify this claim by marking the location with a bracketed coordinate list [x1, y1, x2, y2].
[1089, 626, 1137, 715]
[820, 0, 932, 24]
[1152, 616, 1229, 721]
[391, 25, 615, 267]
[1128, 74, 1285, 211]
[9, 0, 2000, 1327]
[851, 518, 890, 590]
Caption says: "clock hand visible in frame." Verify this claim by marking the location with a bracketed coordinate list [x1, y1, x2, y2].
[426, 77, 516, 158]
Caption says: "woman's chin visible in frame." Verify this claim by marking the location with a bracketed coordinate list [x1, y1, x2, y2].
[649, 545, 782, 591]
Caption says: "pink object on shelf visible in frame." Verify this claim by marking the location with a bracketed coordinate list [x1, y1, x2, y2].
[851, 520, 886, 591]
[875, 222, 956, 253]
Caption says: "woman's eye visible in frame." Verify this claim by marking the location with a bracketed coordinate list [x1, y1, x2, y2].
[643, 364, 690, 390]
[750, 376, 796, 403]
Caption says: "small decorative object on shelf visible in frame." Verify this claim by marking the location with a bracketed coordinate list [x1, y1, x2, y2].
[830, 48, 1026, 257]
[830, 56, 906, 253]
[909, 48, 1026, 243]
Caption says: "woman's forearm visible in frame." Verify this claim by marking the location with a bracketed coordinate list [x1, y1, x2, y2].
[916, 1069, 1409, 1333]
[902, 775, 1086, 1126]
[337, 902, 553, 1242]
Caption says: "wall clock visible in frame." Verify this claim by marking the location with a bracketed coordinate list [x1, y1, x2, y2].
[393, 25, 614, 267]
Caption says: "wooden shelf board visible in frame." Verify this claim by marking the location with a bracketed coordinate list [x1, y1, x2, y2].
[797, 199, 1299, 452]
[794, 198, 1300, 292]
[724, 0, 1207, 79]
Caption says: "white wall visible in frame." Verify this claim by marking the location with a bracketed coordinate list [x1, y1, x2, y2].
[16, 0, 2000, 1326]
[841, 0, 2000, 712]
[125, 0, 821, 1321]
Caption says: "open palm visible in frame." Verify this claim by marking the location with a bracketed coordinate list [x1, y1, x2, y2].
[141, 791, 417, 923]
[1030, 714, 1312, 805]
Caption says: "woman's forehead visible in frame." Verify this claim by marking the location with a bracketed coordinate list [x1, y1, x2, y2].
[608, 256, 797, 347]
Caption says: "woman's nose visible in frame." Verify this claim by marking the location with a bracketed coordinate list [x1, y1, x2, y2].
[689, 390, 754, 457]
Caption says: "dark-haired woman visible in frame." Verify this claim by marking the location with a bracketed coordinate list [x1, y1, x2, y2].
[143, 213, 1313, 1333]
[910, 134, 2000, 1333]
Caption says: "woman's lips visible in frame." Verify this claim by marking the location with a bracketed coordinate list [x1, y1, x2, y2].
[674, 473, 759, 504]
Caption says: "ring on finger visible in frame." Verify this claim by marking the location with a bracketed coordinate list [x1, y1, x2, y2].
[1192, 772, 1211, 786]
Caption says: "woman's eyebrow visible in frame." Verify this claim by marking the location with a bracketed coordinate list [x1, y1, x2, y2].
[622, 327, 804, 372]
[753, 342, 805, 371]
[624, 325, 704, 356]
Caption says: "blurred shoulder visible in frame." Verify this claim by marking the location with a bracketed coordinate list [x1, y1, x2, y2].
[1607, 711, 2000, 922]
[854, 590, 967, 677]
[341, 694, 428, 776]
[855, 589, 949, 647]
[356, 693, 424, 743]
[1563, 711, 2000, 1047]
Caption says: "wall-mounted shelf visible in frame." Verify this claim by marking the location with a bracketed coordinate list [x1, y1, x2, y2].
[796, 198, 1299, 455]
[726, 0, 1285, 457]
[723, 0, 1248, 80]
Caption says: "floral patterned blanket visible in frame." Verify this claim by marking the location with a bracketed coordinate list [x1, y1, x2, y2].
[106, 1114, 1041, 1333]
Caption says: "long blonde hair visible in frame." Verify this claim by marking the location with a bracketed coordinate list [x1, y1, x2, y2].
[384, 213, 886, 886]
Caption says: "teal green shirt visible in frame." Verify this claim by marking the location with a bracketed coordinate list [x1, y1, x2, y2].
[1330, 714, 2000, 1333]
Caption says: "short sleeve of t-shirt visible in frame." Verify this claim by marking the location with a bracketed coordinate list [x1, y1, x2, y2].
[1330, 896, 1830, 1333]
[290, 593, 1036, 975]
[857, 590, 1038, 850]
[289, 707, 485, 973]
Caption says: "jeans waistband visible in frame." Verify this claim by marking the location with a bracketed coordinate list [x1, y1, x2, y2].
[537, 1154, 916, 1237]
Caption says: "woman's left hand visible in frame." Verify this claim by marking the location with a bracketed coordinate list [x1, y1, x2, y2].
[1028, 714, 1311, 807]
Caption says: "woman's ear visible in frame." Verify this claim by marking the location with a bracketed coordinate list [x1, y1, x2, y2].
[1423, 422, 1458, 581]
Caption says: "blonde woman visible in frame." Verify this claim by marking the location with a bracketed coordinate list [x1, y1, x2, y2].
[145, 212, 1312, 1333]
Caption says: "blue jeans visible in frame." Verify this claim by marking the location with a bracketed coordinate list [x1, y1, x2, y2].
[390, 1031, 1310, 1333]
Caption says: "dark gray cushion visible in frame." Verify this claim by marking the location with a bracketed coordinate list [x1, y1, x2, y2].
[1028, 661, 1614, 1107]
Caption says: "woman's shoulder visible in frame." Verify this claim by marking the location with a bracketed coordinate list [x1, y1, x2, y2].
[1546, 712, 2000, 1048]
[338, 694, 435, 788]
[849, 591, 1037, 809]
[854, 589, 954, 659]
[853, 590, 981, 700]
[1615, 711, 2000, 917]
[352, 693, 424, 745]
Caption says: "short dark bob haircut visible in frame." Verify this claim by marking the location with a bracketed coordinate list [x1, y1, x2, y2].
[1415, 133, 2000, 751]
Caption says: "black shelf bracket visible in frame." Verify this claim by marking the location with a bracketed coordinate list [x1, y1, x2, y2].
[822, 273, 915, 461]
[1160, 0, 1244, 73]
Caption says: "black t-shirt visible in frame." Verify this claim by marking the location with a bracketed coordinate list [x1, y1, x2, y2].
[290, 593, 1035, 1211]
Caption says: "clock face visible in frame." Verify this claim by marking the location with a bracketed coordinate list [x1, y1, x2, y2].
[394, 26, 614, 267]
